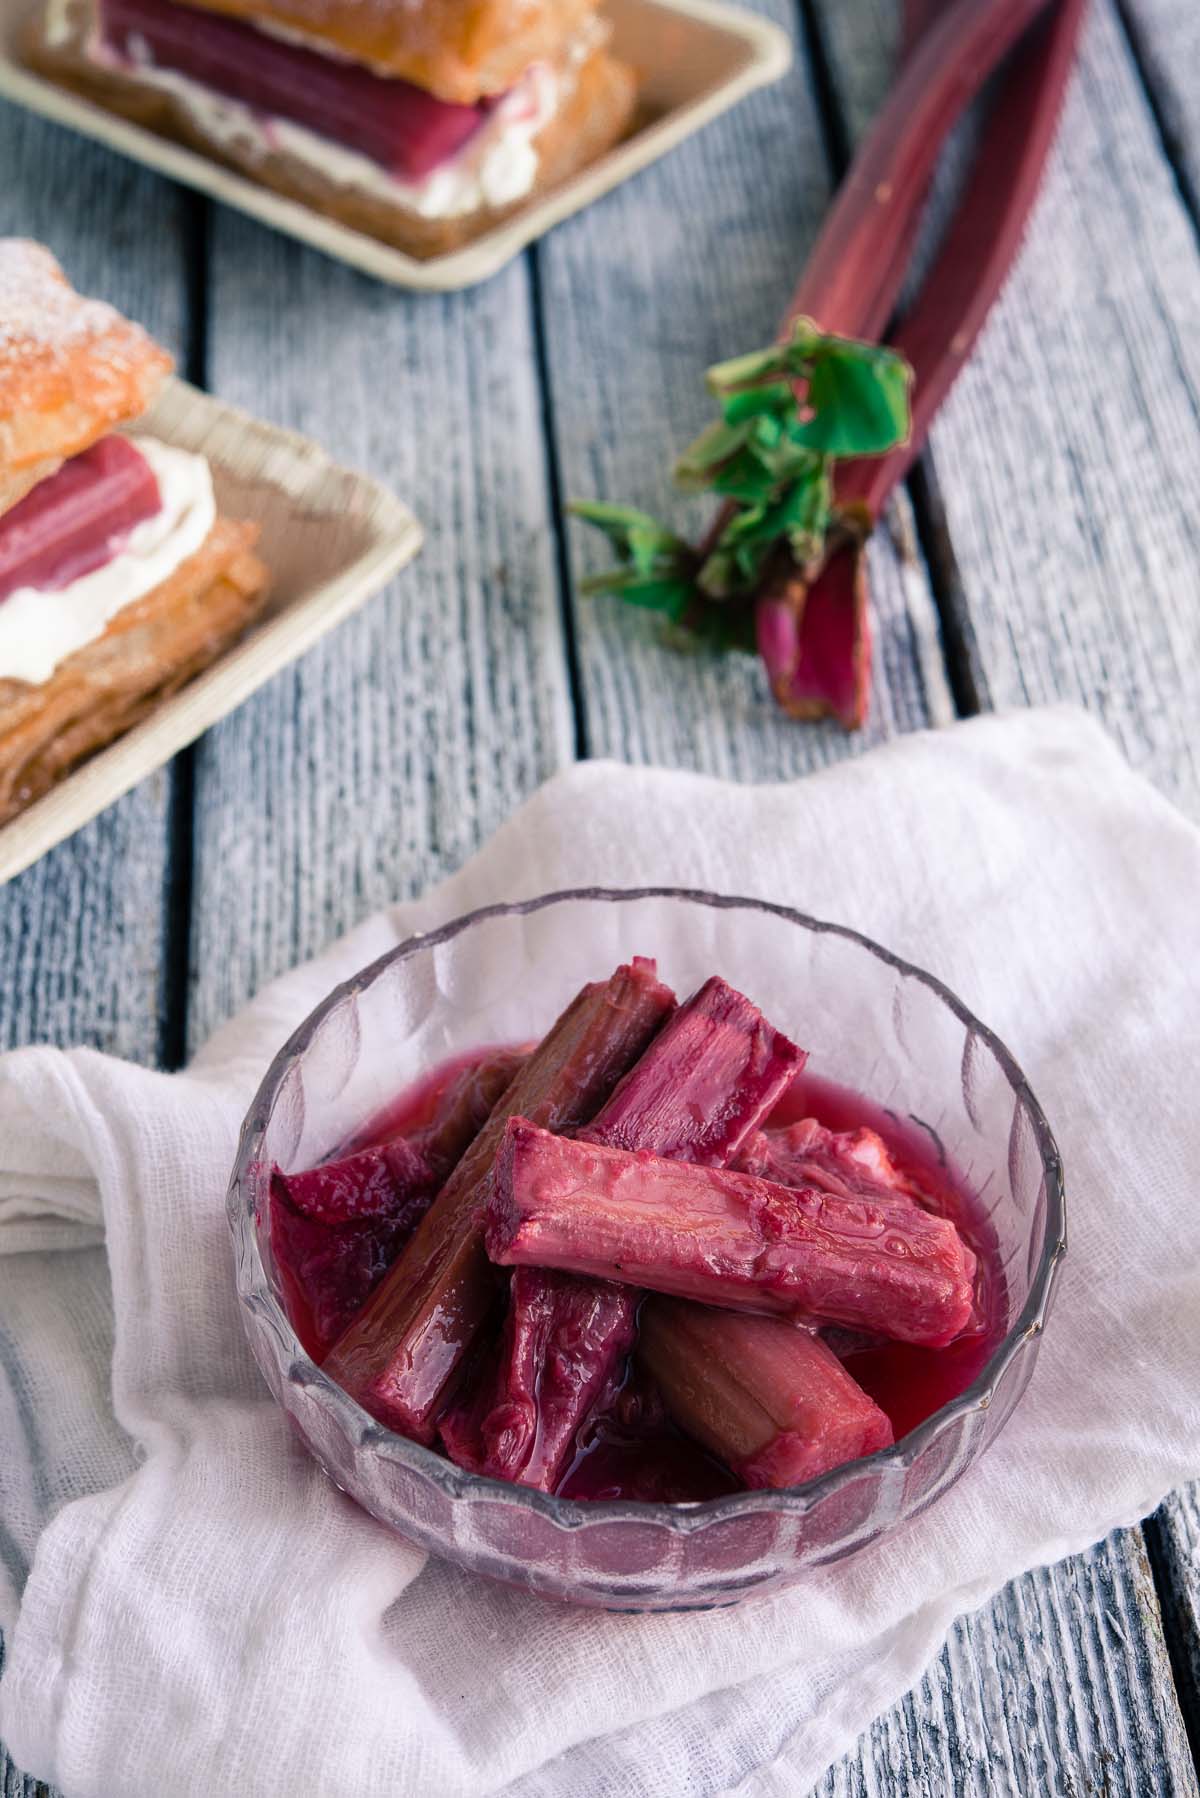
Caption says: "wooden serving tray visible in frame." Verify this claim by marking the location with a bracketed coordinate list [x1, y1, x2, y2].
[0, 378, 422, 885]
[0, 0, 791, 290]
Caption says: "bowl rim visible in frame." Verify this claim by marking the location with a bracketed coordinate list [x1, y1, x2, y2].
[228, 884, 1067, 1533]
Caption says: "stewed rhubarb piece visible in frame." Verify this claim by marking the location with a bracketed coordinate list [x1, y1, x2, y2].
[639, 1298, 893, 1490]
[440, 1266, 637, 1486]
[578, 976, 807, 1162]
[99, 0, 491, 180]
[487, 1122, 976, 1347]
[271, 1051, 526, 1362]
[0, 436, 160, 603]
[270, 1137, 435, 1362]
[447, 977, 806, 1489]
[375, 1046, 527, 1174]
[737, 1118, 928, 1206]
[323, 959, 676, 1443]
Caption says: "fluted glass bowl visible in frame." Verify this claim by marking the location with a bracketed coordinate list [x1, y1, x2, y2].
[227, 889, 1065, 1610]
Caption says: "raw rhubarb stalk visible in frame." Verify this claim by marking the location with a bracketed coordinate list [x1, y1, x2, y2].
[323, 959, 676, 1443]
[100, 0, 490, 179]
[784, 0, 1056, 339]
[638, 1297, 893, 1490]
[488, 1122, 976, 1348]
[449, 977, 806, 1489]
[763, 0, 1086, 724]
[0, 436, 160, 603]
[439, 1267, 636, 1486]
[270, 1137, 435, 1362]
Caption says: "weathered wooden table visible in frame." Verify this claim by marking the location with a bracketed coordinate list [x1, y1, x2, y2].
[3, 0, 1199, 1790]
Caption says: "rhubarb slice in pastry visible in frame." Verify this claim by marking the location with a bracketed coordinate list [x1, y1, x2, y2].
[0, 517, 269, 824]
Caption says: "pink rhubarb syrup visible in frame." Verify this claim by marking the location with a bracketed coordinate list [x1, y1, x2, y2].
[99, 0, 494, 179]
[280, 1051, 1006, 1503]
[0, 436, 161, 603]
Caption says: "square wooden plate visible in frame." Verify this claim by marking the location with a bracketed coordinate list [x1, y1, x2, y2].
[0, 378, 422, 885]
[0, 0, 791, 290]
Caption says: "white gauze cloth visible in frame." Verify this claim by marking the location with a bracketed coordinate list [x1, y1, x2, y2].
[1, 705, 1198, 1798]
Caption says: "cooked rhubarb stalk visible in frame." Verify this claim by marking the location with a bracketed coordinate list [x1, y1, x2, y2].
[579, 975, 807, 1162]
[407, 1047, 528, 1182]
[270, 1137, 435, 1362]
[0, 436, 160, 603]
[488, 1122, 976, 1348]
[639, 1298, 893, 1489]
[450, 977, 806, 1488]
[100, 0, 490, 179]
[737, 1119, 927, 1206]
[323, 959, 676, 1442]
[440, 1267, 637, 1486]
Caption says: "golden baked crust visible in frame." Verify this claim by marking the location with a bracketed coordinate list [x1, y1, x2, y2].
[147, 0, 599, 103]
[0, 239, 173, 510]
[0, 516, 269, 824]
[26, 15, 637, 261]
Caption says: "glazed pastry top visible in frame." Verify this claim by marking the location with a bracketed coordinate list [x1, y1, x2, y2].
[0, 239, 172, 492]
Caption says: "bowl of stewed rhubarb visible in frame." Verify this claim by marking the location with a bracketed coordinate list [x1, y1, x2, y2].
[227, 888, 1064, 1609]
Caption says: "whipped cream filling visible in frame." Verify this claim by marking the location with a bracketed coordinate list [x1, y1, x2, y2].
[83, 22, 562, 218]
[0, 437, 216, 687]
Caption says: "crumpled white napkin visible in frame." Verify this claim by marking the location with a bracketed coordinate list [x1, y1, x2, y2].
[1, 705, 1198, 1798]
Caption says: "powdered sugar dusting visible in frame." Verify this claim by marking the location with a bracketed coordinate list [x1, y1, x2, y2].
[0, 239, 131, 367]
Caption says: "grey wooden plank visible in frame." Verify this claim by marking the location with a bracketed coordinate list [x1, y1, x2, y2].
[188, 222, 575, 1046]
[815, 0, 1200, 814]
[804, 0, 1200, 1790]
[536, 0, 954, 780]
[1149, 1490, 1200, 1757]
[0, 105, 191, 1060]
[0, 99, 193, 1798]
[1119, 0, 1200, 217]
[814, 1527, 1197, 1798]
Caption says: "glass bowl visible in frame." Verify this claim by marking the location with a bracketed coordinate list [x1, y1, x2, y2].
[227, 889, 1065, 1610]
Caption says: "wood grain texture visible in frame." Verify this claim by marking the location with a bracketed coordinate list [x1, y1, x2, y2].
[0, 98, 192, 1798]
[0, 107, 190, 1062]
[535, 0, 954, 780]
[1119, 0, 1200, 216]
[805, 1, 1200, 1791]
[187, 218, 575, 1050]
[1112, 0, 1200, 1738]
[814, 0, 1200, 815]
[1149, 1489, 1200, 1761]
[812, 1528, 1198, 1798]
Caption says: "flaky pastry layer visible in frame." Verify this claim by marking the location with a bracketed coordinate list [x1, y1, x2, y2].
[0, 515, 269, 824]
[26, 15, 636, 261]
[0, 239, 173, 505]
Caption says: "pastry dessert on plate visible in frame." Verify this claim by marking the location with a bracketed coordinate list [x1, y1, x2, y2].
[25, 0, 638, 259]
[0, 239, 269, 826]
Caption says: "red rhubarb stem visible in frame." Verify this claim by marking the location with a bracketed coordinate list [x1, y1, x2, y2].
[839, 0, 1088, 519]
[785, 0, 1057, 339]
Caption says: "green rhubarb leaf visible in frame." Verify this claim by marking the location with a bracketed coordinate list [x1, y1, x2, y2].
[789, 338, 912, 457]
[577, 567, 695, 620]
[567, 317, 910, 660]
[718, 379, 794, 426]
[704, 320, 820, 395]
[567, 501, 691, 565]
[673, 417, 752, 489]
